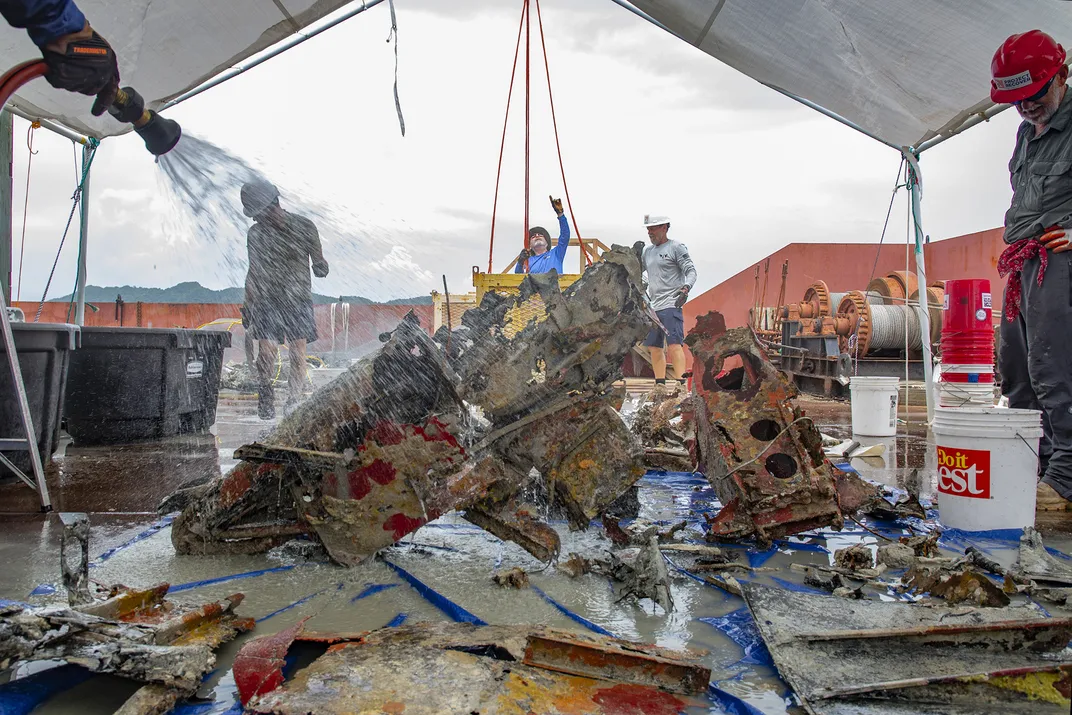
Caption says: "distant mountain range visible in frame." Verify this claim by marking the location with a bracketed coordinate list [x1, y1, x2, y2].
[54, 281, 433, 305]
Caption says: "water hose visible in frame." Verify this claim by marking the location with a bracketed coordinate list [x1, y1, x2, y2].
[0, 60, 181, 156]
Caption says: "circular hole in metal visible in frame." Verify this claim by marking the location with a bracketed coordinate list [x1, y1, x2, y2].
[749, 419, 781, 442]
[715, 366, 745, 391]
[765, 453, 798, 479]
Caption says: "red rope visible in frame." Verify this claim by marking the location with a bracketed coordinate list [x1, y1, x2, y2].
[522, 0, 531, 273]
[488, 1, 527, 274]
[534, 0, 592, 266]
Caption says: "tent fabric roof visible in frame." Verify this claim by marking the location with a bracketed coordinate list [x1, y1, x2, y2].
[0, 0, 354, 138]
[630, 0, 1072, 150]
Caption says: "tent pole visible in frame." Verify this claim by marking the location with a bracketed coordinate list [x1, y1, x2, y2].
[1, 106, 87, 145]
[914, 103, 1013, 154]
[604, 0, 669, 31]
[0, 110, 10, 303]
[902, 149, 934, 423]
[74, 143, 91, 326]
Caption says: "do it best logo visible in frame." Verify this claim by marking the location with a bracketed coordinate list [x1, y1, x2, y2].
[937, 446, 990, 499]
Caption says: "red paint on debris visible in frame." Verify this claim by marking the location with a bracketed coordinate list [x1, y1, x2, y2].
[419, 417, 462, 450]
[233, 619, 308, 705]
[346, 459, 398, 500]
[219, 464, 255, 508]
[383, 512, 426, 540]
[592, 684, 685, 715]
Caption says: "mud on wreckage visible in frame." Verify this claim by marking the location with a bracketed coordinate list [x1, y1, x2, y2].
[169, 245, 653, 565]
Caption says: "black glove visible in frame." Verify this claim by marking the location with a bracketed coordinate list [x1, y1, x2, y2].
[518, 247, 532, 262]
[549, 195, 564, 215]
[312, 259, 329, 278]
[42, 28, 119, 116]
[674, 285, 690, 309]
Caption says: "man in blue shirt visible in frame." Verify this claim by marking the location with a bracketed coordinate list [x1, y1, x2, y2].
[0, 0, 120, 114]
[515, 196, 571, 274]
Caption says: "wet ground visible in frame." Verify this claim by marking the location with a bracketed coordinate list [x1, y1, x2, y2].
[1, 387, 1070, 714]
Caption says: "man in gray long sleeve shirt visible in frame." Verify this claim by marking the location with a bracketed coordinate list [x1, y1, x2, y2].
[641, 214, 697, 384]
[991, 30, 1072, 514]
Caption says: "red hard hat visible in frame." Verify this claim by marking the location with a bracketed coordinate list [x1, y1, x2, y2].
[991, 30, 1066, 103]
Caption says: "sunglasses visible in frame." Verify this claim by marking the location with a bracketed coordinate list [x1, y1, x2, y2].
[1014, 76, 1055, 105]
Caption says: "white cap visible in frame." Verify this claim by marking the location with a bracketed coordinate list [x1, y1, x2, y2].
[643, 214, 670, 227]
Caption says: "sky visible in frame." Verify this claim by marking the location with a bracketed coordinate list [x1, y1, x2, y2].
[7, 0, 1022, 305]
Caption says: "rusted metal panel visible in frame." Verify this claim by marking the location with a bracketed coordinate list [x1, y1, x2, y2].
[743, 582, 1072, 715]
[686, 311, 877, 544]
[235, 622, 710, 714]
[521, 632, 709, 695]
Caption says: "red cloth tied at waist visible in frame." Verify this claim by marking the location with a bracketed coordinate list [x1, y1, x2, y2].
[997, 238, 1047, 322]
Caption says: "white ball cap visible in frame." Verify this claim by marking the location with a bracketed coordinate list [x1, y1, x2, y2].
[643, 214, 670, 227]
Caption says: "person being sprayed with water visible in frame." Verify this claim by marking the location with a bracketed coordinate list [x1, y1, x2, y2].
[514, 195, 570, 274]
[240, 179, 329, 420]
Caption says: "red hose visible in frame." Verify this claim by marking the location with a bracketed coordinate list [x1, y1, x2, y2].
[0, 60, 47, 109]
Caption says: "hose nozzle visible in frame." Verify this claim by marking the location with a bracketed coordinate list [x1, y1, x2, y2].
[110, 86, 181, 156]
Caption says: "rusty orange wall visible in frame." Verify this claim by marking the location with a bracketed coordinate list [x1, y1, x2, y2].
[13, 301, 434, 355]
[922, 228, 1007, 315]
[684, 229, 1010, 330]
[684, 242, 914, 331]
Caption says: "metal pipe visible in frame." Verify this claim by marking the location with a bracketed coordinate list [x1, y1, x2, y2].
[902, 149, 934, 423]
[2, 105, 88, 144]
[604, 0, 670, 32]
[914, 102, 1013, 154]
[162, 0, 387, 111]
[74, 143, 91, 325]
[763, 84, 903, 152]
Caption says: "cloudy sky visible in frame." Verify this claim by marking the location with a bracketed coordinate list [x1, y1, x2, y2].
[9, 0, 1021, 304]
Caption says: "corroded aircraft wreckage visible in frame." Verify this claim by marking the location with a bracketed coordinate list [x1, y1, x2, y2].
[170, 246, 652, 566]
[169, 246, 877, 575]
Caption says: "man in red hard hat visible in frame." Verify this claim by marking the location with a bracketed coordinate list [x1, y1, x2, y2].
[993, 30, 1072, 513]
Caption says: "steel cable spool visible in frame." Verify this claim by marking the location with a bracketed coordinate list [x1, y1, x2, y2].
[836, 291, 927, 356]
[870, 304, 924, 351]
[831, 291, 884, 308]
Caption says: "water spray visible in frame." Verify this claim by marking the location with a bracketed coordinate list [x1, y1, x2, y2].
[0, 59, 181, 156]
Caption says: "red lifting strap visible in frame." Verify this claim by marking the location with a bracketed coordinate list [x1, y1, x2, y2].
[488, 0, 591, 274]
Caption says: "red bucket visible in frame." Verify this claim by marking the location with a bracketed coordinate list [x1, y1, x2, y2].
[942, 279, 992, 337]
[940, 371, 995, 384]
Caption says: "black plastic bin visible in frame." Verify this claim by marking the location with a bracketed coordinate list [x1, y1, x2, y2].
[64, 327, 231, 445]
[0, 322, 80, 478]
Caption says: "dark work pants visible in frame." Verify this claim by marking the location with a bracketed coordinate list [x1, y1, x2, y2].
[999, 250, 1072, 499]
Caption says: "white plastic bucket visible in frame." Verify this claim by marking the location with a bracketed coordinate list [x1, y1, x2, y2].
[849, 376, 900, 436]
[938, 381, 997, 408]
[932, 407, 1042, 531]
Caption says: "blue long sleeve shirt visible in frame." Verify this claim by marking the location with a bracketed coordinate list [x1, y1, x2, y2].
[0, 0, 85, 46]
[515, 214, 570, 274]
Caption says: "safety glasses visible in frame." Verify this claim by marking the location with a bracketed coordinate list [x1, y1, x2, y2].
[1014, 76, 1055, 105]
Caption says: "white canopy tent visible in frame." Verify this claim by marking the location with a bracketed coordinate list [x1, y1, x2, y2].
[623, 0, 1072, 151]
[0, 0, 1069, 419]
[615, 0, 1072, 420]
[0, 0, 387, 138]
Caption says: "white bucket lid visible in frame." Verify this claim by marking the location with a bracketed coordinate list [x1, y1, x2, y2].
[850, 376, 900, 386]
[934, 406, 1041, 432]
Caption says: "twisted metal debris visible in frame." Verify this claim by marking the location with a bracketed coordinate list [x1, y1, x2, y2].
[171, 246, 651, 565]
